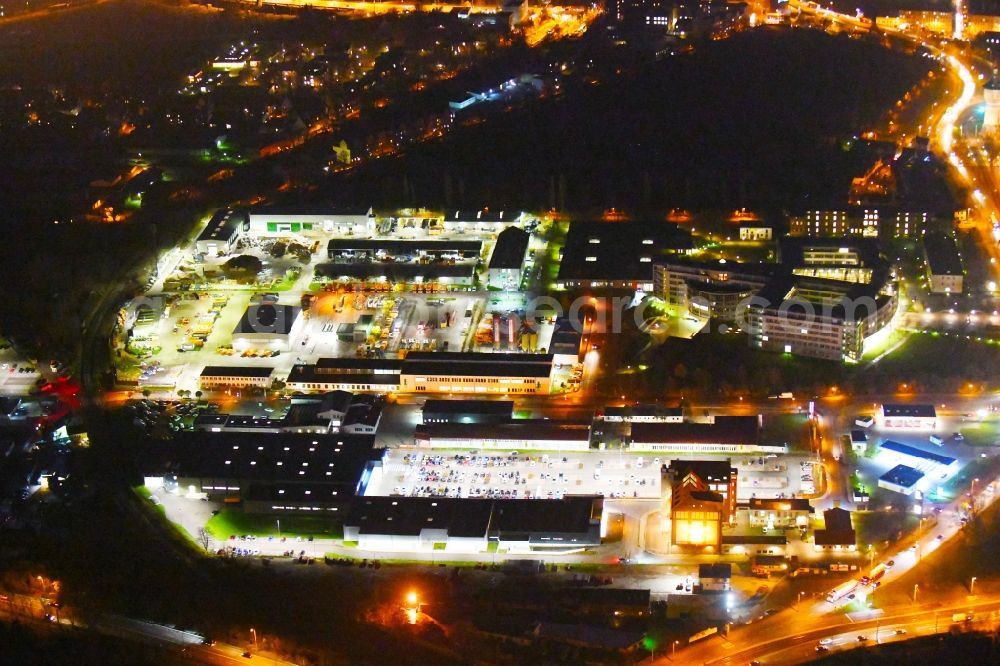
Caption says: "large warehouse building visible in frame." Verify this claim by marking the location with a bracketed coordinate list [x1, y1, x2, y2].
[879, 404, 937, 430]
[247, 205, 376, 236]
[626, 416, 779, 454]
[143, 431, 380, 515]
[414, 420, 593, 451]
[556, 221, 693, 290]
[399, 352, 555, 395]
[286, 352, 555, 395]
[344, 495, 604, 554]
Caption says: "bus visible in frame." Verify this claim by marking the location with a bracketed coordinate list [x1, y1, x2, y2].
[826, 580, 859, 604]
[861, 563, 886, 586]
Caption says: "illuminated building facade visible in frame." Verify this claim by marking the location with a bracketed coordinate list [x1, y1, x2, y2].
[788, 207, 940, 240]
[670, 472, 723, 549]
[668, 459, 737, 525]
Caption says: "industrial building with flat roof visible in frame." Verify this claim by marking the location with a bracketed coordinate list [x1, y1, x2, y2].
[399, 352, 554, 395]
[315, 261, 476, 283]
[601, 404, 683, 423]
[414, 420, 593, 451]
[195, 208, 248, 257]
[421, 399, 515, 424]
[326, 238, 483, 260]
[286, 352, 555, 395]
[878, 439, 956, 469]
[142, 431, 379, 514]
[286, 358, 403, 392]
[192, 391, 379, 434]
[441, 208, 525, 231]
[488, 226, 531, 289]
[556, 221, 693, 290]
[880, 403, 937, 429]
[232, 304, 304, 351]
[247, 204, 375, 235]
[878, 464, 926, 495]
[344, 495, 603, 553]
[628, 416, 771, 454]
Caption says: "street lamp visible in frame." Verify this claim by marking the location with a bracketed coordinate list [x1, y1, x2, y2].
[672, 640, 679, 657]
[970, 576, 977, 595]
[250, 627, 257, 650]
[913, 583, 919, 603]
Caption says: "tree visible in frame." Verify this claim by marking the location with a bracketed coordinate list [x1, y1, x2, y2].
[197, 528, 212, 551]
[222, 255, 263, 282]
[195, 391, 203, 400]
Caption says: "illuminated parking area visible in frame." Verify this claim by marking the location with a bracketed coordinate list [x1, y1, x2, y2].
[366, 449, 664, 500]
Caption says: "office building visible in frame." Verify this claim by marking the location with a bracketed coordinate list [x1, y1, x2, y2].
[746, 497, 813, 529]
[199, 366, 274, 391]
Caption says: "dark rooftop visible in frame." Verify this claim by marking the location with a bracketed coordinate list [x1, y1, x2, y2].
[558, 221, 693, 283]
[415, 420, 591, 443]
[777, 235, 884, 268]
[699, 563, 732, 578]
[880, 440, 955, 467]
[632, 416, 759, 446]
[489, 227, 531, 270]
[315, 262, 475, 281]
[821, 507, 854, 533]
[879, 464, 925, 489]
[233, 304, 301, 336]
[668, 459, 735, 484]
[326, 238, 482, 255]
[446, 208, 521, 223]
[421, 399, 515, 416]
[247, 204, 373, 217]
[196, 208, 246, 243]
[316, 357, 404, 373]
[200, 366, 275, 378]
[922, 232, 963, 276]
[349, 495, 601, 539]
[747, 497, 813, 512]
[402, 352, 553, 378]
[145, 432, 377, 489]
[882, 403, 937, 418]
[721, 534, 788, 545]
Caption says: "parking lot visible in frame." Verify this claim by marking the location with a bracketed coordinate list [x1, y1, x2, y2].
[733, 454, 817, 501]
[367, 449, 664, 500]
[0, 343, 40, 395]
